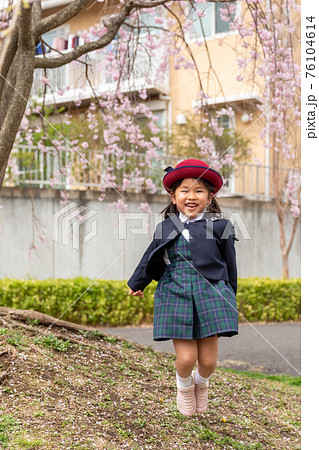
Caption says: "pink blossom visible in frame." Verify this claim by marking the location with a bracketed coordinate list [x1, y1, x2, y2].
[74, 98, 82, 107]
[290, 202, 300, 218]
[237, 58, 246, 69]
[112, 70, 120, 81]
[20, 116, 29, 131]
[139, 90, 148, 100]
[287, 24, 295, 33]
[118, 42, 127, 52]
[37, 141, 47, 153]
[150, 136, 162, 148]
[134, 176, 145, 189]
[139, 203, 152, 215]
[122, 178, 130, 191]
[216, 107, 234, 118]
[211, 159, 222, 171]
[222, 154, 233, 165]
[166, 17, 176, 28]
[60, 191, 70, 206]
[65, 113, 72, 125]
[110, 199, 128, 212]
[145, 178, 157, 194]
[196, 9, 206, 18]
[40, 77, 50, 86]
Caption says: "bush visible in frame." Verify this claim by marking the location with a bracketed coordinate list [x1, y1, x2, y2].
[236, 277, 301, 322]
[0, 277, 300, 326]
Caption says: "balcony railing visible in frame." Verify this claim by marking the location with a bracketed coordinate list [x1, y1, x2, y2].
[5, 145, 299, 200]
[31, 45, 170, 104]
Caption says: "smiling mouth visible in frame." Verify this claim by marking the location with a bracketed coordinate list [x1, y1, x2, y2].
[185, 204, 198, 209]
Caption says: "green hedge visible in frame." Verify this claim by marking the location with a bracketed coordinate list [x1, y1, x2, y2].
[236, 277, 301, 322]
[0, 277, 300, 326]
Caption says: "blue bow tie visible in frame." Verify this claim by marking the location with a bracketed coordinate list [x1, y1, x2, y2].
[183, 222, 190, 229]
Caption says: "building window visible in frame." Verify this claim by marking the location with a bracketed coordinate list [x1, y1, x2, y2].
[112, 7, 163, 38]
[215, 2, 236, 34]
[152, 110, 165, 129]
[217, 114, 231, 129]
[190, 1, 238, 39]
[138, 10, 160, 32]
[42, 25, 70, 50]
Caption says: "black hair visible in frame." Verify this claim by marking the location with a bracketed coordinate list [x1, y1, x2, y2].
[161, 177, 222, 220]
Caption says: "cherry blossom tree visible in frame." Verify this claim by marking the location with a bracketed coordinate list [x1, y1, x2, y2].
[229, 0, 301, 277]
[0, 0, 301, 277]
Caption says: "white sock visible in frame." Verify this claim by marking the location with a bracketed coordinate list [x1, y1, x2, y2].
[193, 368, 211, 386]
[176, 372, 192, 388]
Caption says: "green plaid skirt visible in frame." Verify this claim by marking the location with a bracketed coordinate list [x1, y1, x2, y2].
[153, 233, 238, 341]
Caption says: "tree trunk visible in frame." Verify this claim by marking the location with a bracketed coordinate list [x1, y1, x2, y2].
[272, 130, 300, 279]
[0, 5, 35, 191]
[0, 56, 19, 188]
[278, 211, 289, 279]
[272, 132, 289, 278]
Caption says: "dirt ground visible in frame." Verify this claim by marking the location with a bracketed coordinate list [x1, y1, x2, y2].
[0, 309, 300, 449]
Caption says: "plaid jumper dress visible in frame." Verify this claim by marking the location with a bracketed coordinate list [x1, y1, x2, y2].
[153, 232, 238, 341]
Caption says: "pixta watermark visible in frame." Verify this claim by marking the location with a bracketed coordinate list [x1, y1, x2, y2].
[53, 202, 98, 249]
[117, 212, 252, 240]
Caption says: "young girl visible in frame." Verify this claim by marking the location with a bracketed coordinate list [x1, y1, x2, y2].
[127, 159, 239, 416]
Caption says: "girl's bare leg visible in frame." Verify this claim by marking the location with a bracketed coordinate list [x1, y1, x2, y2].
[197, 335, 219, 378]
[173, 339, 198, 377]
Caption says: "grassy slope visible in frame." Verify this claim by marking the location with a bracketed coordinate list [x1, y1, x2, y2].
[0, 324, 300, 450]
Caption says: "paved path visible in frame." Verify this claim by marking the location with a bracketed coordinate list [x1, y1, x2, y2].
[101, 322, 301, 377]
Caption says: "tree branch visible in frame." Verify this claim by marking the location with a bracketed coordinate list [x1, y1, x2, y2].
[32, 0, 43, 33]
[34, 0, 172, 39]
[0, 0, 20, 103]
[34, 0, 91, 37]
[35, 0, 186, 69]
[0, 29, 18, 110]
[131, 0, 235, 4]
[286, 216, 299, 257]
[35, 32, 115, 68]
[19, 3, 34, 49]
[0, 307, 94, 333]
[34, 0, 237, 70]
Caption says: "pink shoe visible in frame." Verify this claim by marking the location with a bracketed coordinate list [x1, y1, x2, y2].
[192, 370, 209, 413]
[176, 378, 196, 416]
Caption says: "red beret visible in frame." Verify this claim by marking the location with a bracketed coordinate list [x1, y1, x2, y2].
[163, 159, 223, 194]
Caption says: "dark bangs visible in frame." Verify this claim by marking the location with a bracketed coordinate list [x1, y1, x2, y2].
[160, 178, 222, 220]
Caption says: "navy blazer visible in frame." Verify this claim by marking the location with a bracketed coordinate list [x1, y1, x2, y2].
[127, 213, 239, 295]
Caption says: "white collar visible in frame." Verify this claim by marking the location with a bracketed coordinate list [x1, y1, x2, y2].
[179, 211, 206, 223]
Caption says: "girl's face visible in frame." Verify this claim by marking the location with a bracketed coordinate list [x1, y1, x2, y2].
[170, 178, 213, 219]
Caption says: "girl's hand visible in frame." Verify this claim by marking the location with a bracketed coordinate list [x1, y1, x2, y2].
[128, 288, 144, 298]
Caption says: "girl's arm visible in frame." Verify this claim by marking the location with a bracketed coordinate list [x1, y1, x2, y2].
[221, 220, 238, 295]
[127, 232, 158, 293]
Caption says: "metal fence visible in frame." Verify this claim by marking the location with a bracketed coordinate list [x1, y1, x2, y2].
[5, 144, 299, 199]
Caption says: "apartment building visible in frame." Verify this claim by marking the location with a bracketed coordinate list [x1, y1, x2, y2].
[13, 0, 300, 199]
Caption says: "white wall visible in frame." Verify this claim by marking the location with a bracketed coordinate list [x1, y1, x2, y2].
[0, 187, 300, 280]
